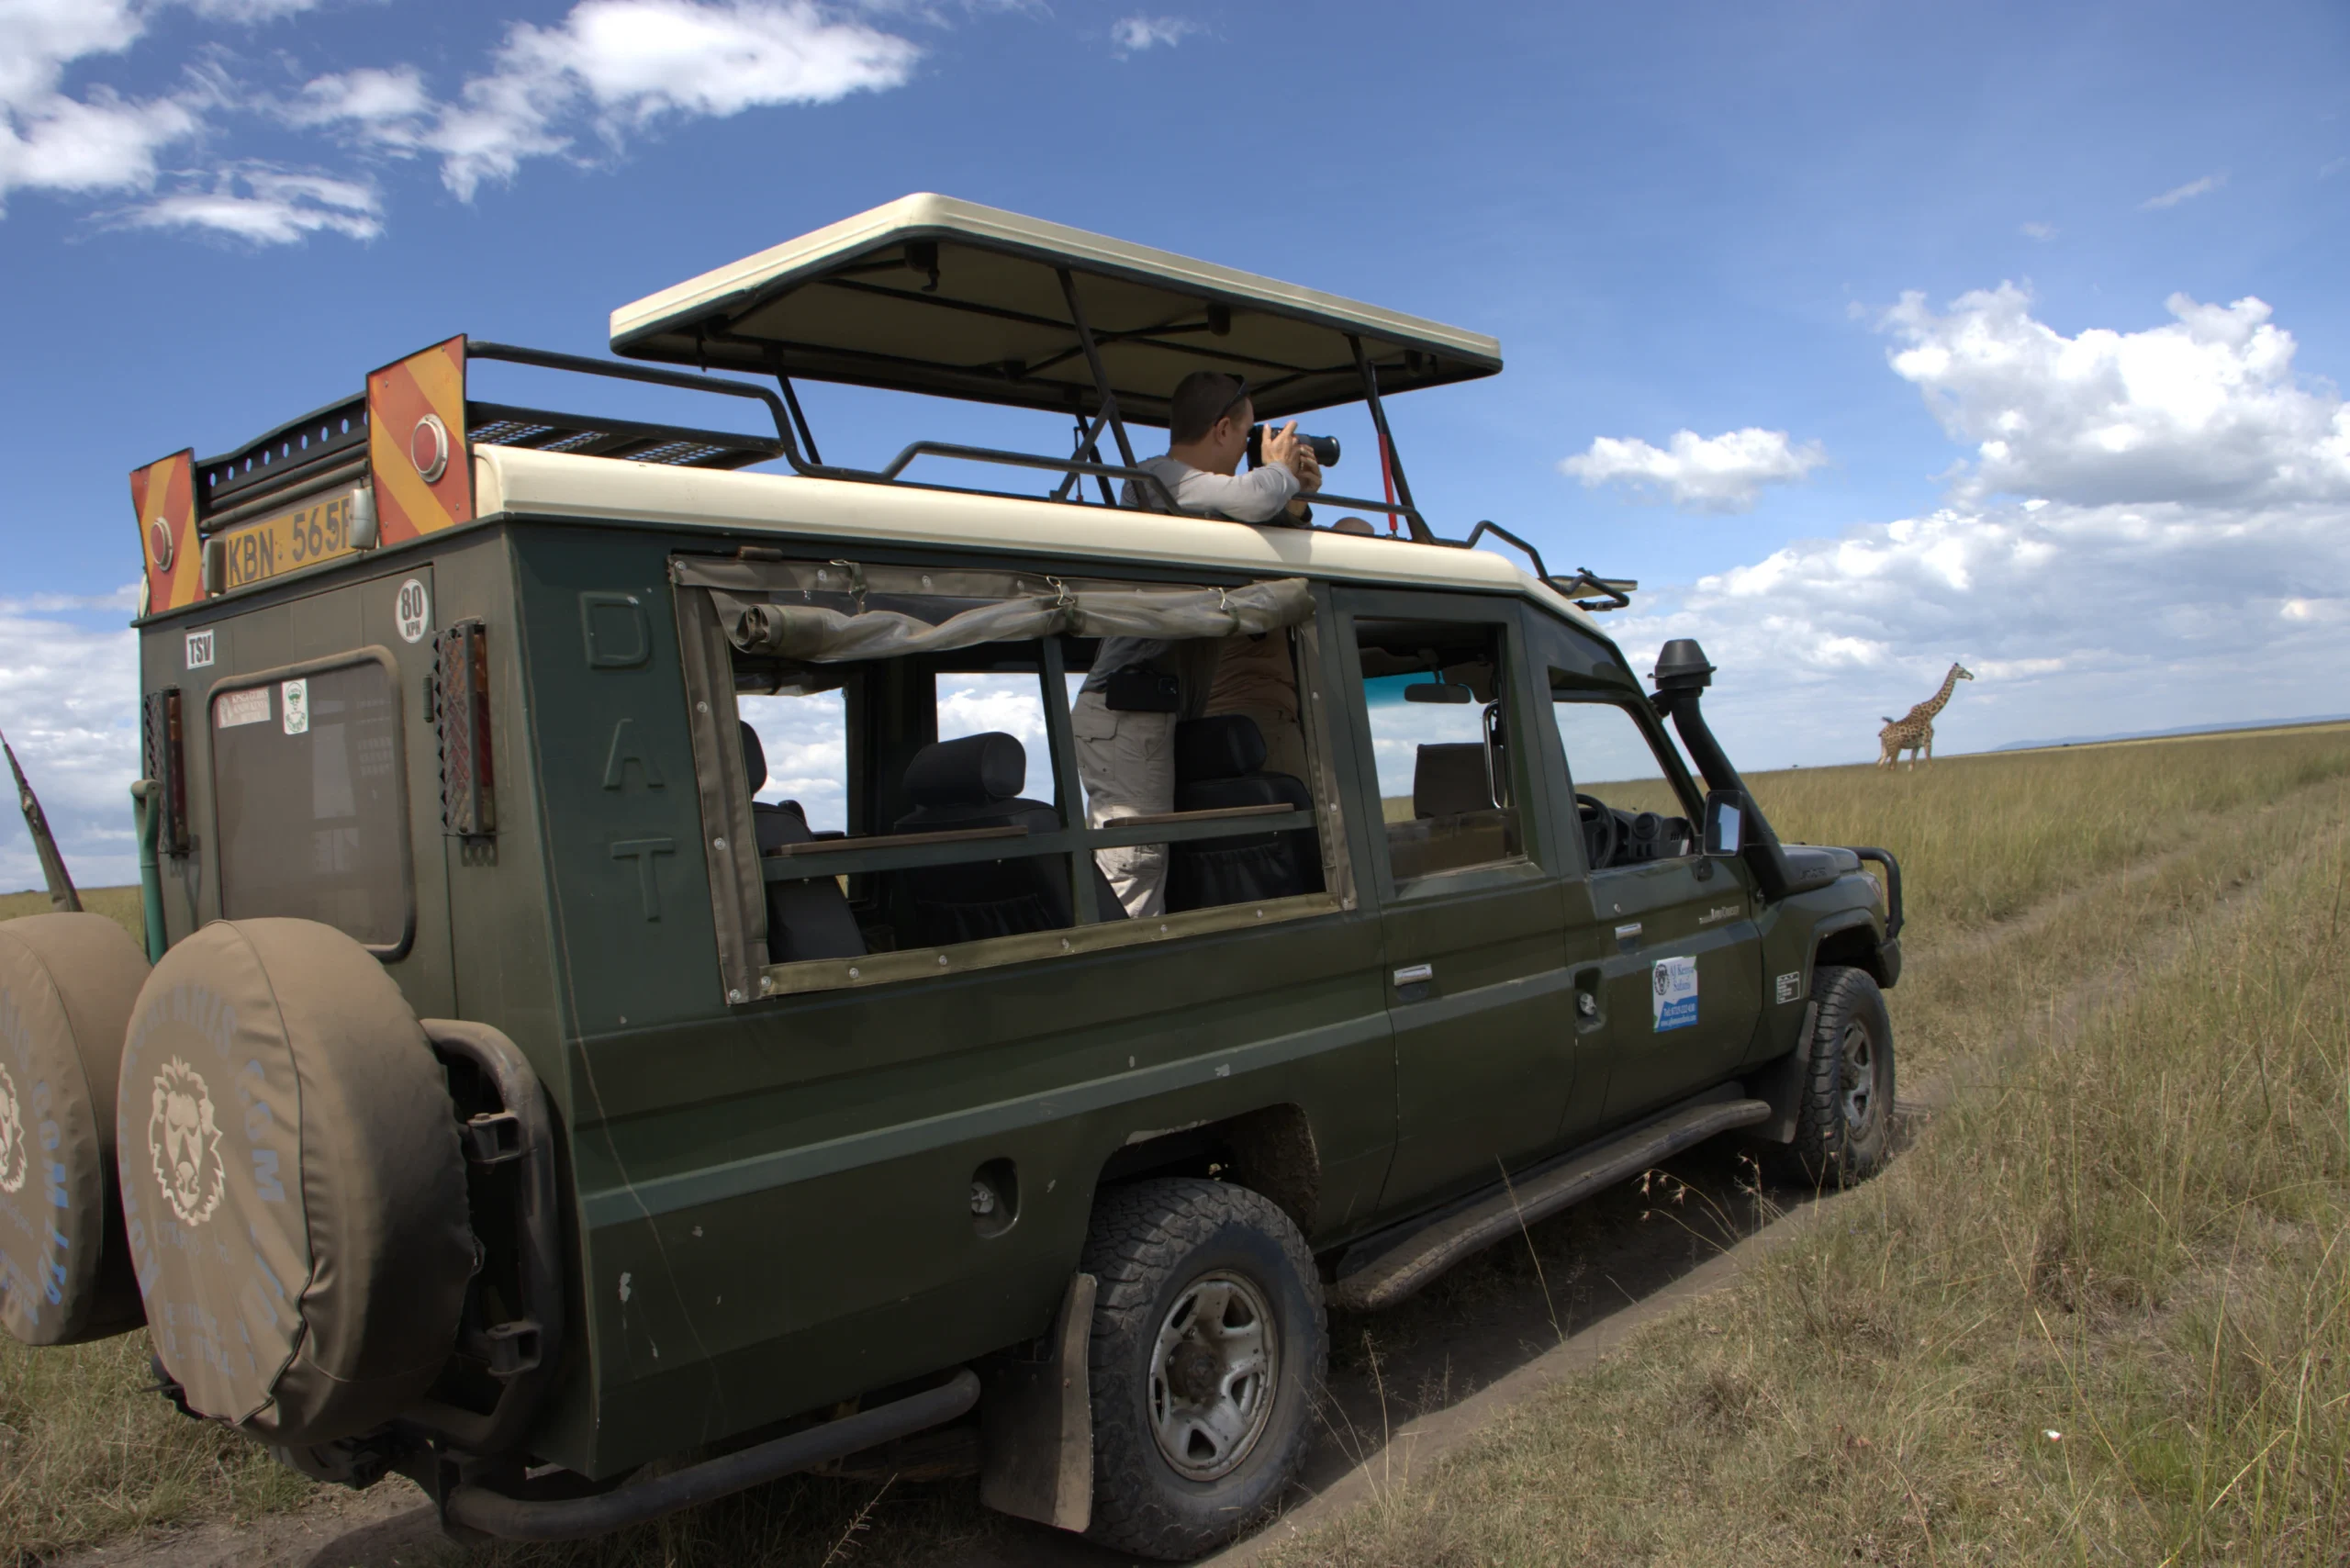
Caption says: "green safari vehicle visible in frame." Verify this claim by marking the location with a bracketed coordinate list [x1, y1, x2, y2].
[0, 195, 1904, 1560]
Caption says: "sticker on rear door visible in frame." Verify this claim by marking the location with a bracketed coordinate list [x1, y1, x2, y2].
[1652, 955, 1698, 1032]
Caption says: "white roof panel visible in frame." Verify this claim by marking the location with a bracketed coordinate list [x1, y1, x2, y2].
[607, 194, 1502, 424]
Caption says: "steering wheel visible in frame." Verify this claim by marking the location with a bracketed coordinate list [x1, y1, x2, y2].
[1575, 793, 1620, 871]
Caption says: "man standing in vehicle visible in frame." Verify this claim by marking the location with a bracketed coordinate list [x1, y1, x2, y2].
[1073, 373, 1320, 916]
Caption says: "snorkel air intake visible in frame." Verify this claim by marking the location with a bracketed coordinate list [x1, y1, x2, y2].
[1649, 639, 1800, 900]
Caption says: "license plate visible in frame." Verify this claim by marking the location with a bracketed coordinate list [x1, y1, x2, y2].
[216, 488, 364, 590]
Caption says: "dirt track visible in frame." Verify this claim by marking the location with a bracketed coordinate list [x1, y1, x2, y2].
[45, 1136, 1845, 1568]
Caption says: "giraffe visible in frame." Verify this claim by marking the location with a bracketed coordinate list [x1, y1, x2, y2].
[1876, 663, 1974, 768]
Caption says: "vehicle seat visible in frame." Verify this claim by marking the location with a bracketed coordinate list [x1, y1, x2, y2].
[1165, 715, 1322, 911]
[1411, 743, 1492, 818]
[742, 721, 866, 963]
[890, 732, 1124, 947]
[1387, 741, 1515, 881]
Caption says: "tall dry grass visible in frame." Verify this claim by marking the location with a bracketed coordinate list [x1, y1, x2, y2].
[0, 886, 144, 946]
[1269, 759, 2350, 1565]
[6, 728, 2348, 1564]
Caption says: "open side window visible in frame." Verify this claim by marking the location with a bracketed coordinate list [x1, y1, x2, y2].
[1546, 653, 1707, 873]
[1349, 615, 1526, 889]
[676, 557, 1354, 1002]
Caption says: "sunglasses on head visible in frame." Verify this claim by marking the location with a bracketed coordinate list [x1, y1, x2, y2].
[1215, 379, 1252, 426]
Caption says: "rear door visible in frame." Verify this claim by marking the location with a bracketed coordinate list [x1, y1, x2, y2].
[1337, 590, 1579, 1209]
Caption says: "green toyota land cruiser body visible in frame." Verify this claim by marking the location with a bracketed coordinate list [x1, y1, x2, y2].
[0, 195, 1903, 1559]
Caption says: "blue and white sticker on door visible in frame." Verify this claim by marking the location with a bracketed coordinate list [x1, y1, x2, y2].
[1652, 955, 1698, 1031]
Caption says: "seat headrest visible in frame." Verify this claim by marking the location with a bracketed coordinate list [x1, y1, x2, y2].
[904, 732, 1026, 807]
[1413, 743, 1493, 819]
[740, 720, 768, 796]
[1175, 714, 1269, 784]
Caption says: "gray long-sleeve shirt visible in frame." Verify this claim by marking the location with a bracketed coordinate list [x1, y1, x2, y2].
[1086, 457, 1306, 694]
[1118, 454, 1302, 523]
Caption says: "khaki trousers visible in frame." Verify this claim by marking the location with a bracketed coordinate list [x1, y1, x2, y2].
[1070, 688, 1175, 918]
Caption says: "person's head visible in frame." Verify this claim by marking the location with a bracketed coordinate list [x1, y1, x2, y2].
[1167, 371, 1253, 473]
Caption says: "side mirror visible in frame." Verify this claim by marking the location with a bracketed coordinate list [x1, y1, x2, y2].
[1704, 790, 1745, 856]
[1404, 681, 1472, 704]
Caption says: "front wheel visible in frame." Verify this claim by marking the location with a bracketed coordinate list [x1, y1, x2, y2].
[1787, 965, 1896, 1185]
[1080, 1178, 1326, 1560]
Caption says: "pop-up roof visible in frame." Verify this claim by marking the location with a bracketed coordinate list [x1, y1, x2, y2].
[608, 193, 1501, 425]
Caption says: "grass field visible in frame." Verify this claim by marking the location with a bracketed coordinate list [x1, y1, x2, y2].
[1276, 728, 2350, 1567]
[4, 723, 2347, 1565]
[0, 885, 144, 946]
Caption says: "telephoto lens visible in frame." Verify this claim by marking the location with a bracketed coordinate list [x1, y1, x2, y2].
[1247, 425, 1341, 469]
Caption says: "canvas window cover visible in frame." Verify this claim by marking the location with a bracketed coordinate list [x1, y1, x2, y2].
[211, 658, 410, 950]
[675, 556, 1348, 1003]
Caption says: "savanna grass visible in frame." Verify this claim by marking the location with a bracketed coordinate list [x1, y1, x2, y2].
[1267, 764, 2350, 1566]
[0, 885, 144, 947]
[6, 727, 2348, 1564]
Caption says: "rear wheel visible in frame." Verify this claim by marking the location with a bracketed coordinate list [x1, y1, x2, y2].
[1081, 1178, 1325, 1560]
[1787, 965, 1896, 1185]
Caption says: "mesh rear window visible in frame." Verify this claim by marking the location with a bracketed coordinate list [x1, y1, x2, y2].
[211, 660, 408, 947]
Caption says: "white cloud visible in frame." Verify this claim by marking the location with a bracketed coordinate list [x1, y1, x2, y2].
[297, 0, 922, 200]
[180, 0, 319, 17]
[2020, 221, 2056, 241]
[1611, 492, 2350, 765]
[126, 164, 383, 242]
[4, 0, 912, 239]
[1560, 427, 1829, 513]
[0, 87, 198, 200]
[284, 66, 432, 145]
[2143, 172, 2226, 209]
[0, 0, 319, 214]
[1884, 283, 2350, 507]
[0, 595, 142, 892]
[1112, 15, 1196, 53]
[1581, 287, 2350, 763]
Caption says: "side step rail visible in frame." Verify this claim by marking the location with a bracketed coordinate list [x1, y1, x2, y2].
[442, 1369, 979, 1540]
[1329, 1096, 1772, 1313]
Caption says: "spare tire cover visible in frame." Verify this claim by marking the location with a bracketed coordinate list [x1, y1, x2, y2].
[0, 913, 150, 1345]
[119, 918, 474, 1445]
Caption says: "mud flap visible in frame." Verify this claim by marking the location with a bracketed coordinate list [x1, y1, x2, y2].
[979, 1271, 1095, 1533]
[1750, 999, 1821, 1144]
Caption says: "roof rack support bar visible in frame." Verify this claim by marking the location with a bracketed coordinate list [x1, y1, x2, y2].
[1053, 409, 1117, 502]
[1057, 269, 1138, 470]
[1353, 338, 1419, 545]
[1350, 335, 1430, 543]
[1461, 521, 1549, 580]
[774, 363, 823, 466]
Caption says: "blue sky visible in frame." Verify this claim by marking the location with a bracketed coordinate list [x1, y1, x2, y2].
[3, 0, 2347, 886]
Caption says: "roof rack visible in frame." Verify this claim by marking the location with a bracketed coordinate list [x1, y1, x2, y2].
[131, 201, 1636, 620]
[191, 350, 785, 533]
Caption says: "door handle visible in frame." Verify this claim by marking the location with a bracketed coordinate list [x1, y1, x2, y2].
[1573, 965, 1605, 1032]
[1393, 963, 1433, 987]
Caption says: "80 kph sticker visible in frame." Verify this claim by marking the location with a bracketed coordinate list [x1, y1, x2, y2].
[395, 578, 431, 644]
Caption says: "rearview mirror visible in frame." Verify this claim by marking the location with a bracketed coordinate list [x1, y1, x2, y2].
[1404, 681, 1472, 704]
[1704, 791, 1744, 856]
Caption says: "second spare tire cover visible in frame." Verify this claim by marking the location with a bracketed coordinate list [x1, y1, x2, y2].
[119, 918, 474, 1444]
[0, 913, 151, 1345]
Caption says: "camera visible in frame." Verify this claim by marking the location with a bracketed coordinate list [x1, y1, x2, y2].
[1247, 425, 1340, 469]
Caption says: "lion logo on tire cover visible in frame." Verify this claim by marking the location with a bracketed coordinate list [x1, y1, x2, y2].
[0, 1060, 25, 1196]
[148, 1058, 225, 1226]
